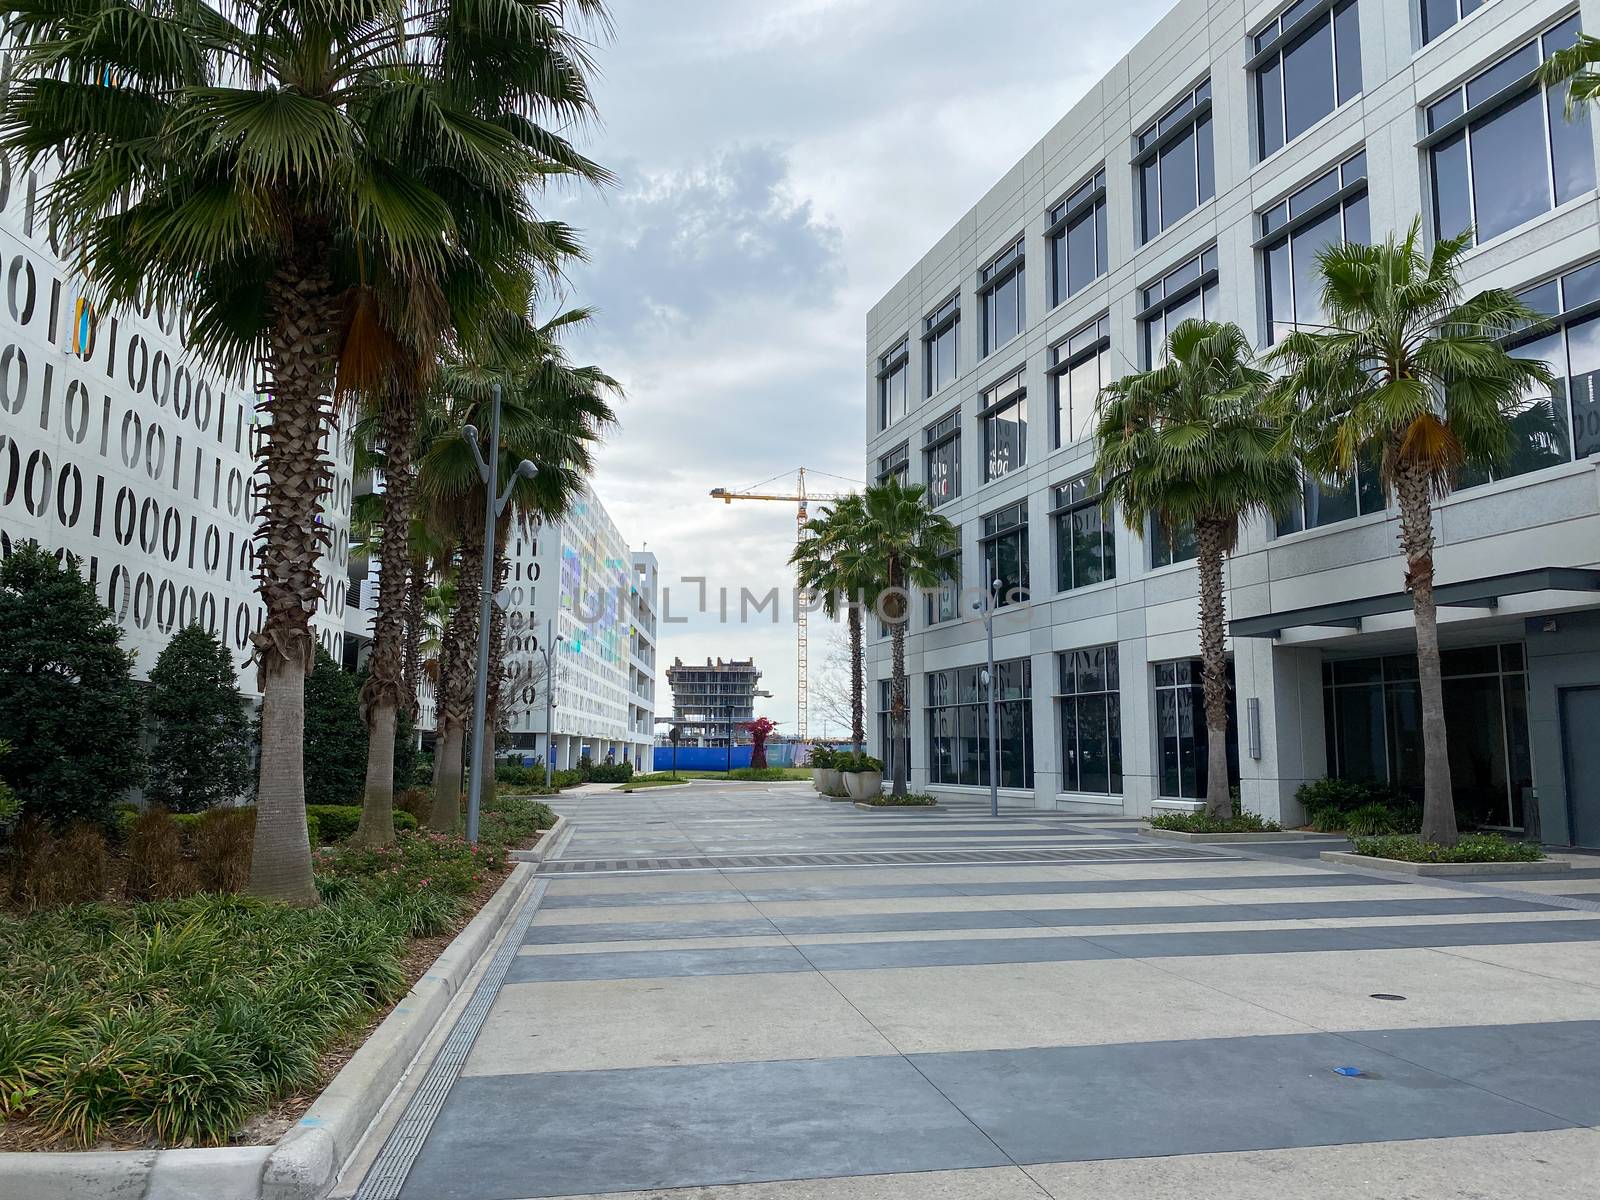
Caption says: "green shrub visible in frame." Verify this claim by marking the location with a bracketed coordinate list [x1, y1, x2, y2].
[1295, 777, 1405, 831]
[125, 808, 190, 900]
[496, 762, 583, 791]
[837, 752, 884, 773]
[1351, 833, 1543, 863]
[1148, 810, 1282, 834]
[0, 741, 20, 827]
[583, 761, 634, 783]
[857, 792, 937, 806]
[808, 746, 837, 769]
[1342, 801, 1398, 837]
[303, 646, 367, 807]
[145, 626, 252, 813]
[0, 543, 145, 828]
[727, 766, 800, 781]
[305, 805, 418, 845]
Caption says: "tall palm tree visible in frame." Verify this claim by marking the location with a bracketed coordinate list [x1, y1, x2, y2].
[1267, 224, 1550, 845]
[1095, 320, 1299, 817]
[791, 494, 873, 754]
[0, 0, 611, 902]
[855, 479, 958, 796]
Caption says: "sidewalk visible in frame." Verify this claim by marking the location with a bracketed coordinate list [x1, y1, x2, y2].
[350, 783, 1600, 1200]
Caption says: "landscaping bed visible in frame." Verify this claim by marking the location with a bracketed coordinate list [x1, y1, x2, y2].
[854, 793, 940, 810]
[0, 795, 555, 1152]
[1322, 832, 1565, 876]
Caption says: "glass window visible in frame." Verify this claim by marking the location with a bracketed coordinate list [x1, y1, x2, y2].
[1324, 644, 1530, 828]
[1135, 80, 1214, 244]
[923, 410, 961, 507]
[1059, 646, 1122, 795]
[980, 370, 1027, 483]
[928, 658, 1033, 789]
[1253, 1, 1360, 159]
[1423, 0, 1486, 45]
[876, 442, 909, 485]
[1261, 152, 1369, 345]
[980, 502, 1029, 606]
[923, 295, 960, 396]
[926, 551, 961, 625]
[1048, 170, 1108, 306]
[1048, 314, 1110, 447]
[979, 238, 1025, 357]
[1154, 658, 1237, 799]
[877, 679, 911, 788]
[877, 338, 909, 430]
[1427, 19, 1596, 245]
[1052, 474, 1115, 592]
[1150, 512, 1197, 568]
[1139, 247, 1220, 367]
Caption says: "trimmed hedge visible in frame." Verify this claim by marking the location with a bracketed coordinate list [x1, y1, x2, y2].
[305, 805, 418, 844]
[1351, 833, 1543, 863]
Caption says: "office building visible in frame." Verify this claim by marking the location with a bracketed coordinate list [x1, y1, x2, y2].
[865, 0, 1600, 844]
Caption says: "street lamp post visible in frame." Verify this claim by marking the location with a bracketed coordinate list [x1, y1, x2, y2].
[461, 383, 538, 845]
[540, 614, 565, 791]
[973, 578, 1003, 819]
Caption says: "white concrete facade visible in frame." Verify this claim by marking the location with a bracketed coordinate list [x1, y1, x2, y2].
[498, 485, 657, 772]
[0, 117, 353, 693]
[865, 0, 1600, 844]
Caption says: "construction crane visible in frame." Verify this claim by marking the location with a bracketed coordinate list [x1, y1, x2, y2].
[709, 467, 859, 740]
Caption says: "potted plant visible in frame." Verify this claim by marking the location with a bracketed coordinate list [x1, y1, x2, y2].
[839, 751, 884, 800]
[810, 745, 840, 794]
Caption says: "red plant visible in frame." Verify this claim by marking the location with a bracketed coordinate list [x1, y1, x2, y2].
[741, 716, 780, 769]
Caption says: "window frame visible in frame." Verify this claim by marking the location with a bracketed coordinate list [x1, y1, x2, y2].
[1047, 314, 1111, 448]
[926, 549, 963, 626]
[1136, 245, 1221, 367]
[1247, 0, 1362, 161]
[1257, 149, 1370, 345]
[922, 408, 962, 508]
[979, 500, 1030, 606]
[1421, 0, 1491, 46]
[876, 441, 910, 486]
[927, 658, 1034, 789]
[1057, 644, 1123, 796]
[922, 293, 961, 397]
[1047, 169, 1109, 307]
[1133, 78, 1215, 245]
[1050, 473, 1116, 593]
[978, 237, 1026, 358]
[1421, 15, 1595, 247]
[876, 337, 910, 430]
[979, 368, 1028, 484]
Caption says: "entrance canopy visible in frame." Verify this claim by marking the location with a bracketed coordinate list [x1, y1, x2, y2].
[1229, 568, 1600, 640]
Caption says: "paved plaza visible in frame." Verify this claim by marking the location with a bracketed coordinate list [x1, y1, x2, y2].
[357, 782, 1600, 1200]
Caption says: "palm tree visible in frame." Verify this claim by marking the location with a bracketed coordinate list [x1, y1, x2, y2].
[0, 0, 612, 902]
[855, 479, 958, 796]
[791, 494, 873, 754]
[1095, 320, 1299, 818]
[1266, 224, 1550, 845]
[1539, 31, 1600, 112]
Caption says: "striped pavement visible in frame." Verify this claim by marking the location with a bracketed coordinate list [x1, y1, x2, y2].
[359, 781, 1600, 1200]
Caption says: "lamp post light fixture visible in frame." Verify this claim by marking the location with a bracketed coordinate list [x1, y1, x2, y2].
[972, 578, 1003, 819]
[540, 615, 566, 791]
[461, 383, 538, 845]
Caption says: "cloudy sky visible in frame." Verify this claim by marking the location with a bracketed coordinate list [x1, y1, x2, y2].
[551, 0, 1170, 733]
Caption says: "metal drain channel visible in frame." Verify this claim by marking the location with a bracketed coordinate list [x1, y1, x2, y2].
[353, 877, 548, 1200]
[534, 843, 1214, 875]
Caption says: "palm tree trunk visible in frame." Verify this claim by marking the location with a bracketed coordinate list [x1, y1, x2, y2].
[431, 517, 484, 833]
[248, 247, 341, 906]
[480, 515, 514, 809]
[847, 604, 865, 754]
[889, 584, 909, 797]
[1397, 462, 1458, 847]
[1195, 518, 1232, 818]
[354, 384, 419, 848]
[401, 553, 426, 703]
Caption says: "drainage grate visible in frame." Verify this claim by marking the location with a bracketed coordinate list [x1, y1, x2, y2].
[533, 843, 1214, 875]
[353, 879, 547, 1200]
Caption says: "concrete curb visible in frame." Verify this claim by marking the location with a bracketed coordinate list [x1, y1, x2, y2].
[1319, 850, 1571, 876]
[509, 814, 567, 863]
[853, 802, 944, 811]
[0, 862, 538, 1200]
[1142, 827, 1333, 843]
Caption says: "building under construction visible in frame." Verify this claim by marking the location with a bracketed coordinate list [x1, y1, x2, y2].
[667, 657, 761, 747]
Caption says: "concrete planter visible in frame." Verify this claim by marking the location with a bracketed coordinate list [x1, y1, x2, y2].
[814, 768, 842, 795]
[1142, 827, 1333, 844]
[1320, 849, 1570, 876]
[842, 770, 883, 800]
[854, 801, 941, 811]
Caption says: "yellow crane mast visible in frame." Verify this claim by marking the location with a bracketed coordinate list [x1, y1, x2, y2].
[709, 467, 857, 740]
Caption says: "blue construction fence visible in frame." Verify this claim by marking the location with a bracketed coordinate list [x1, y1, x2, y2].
[652, 742, 832, 772]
